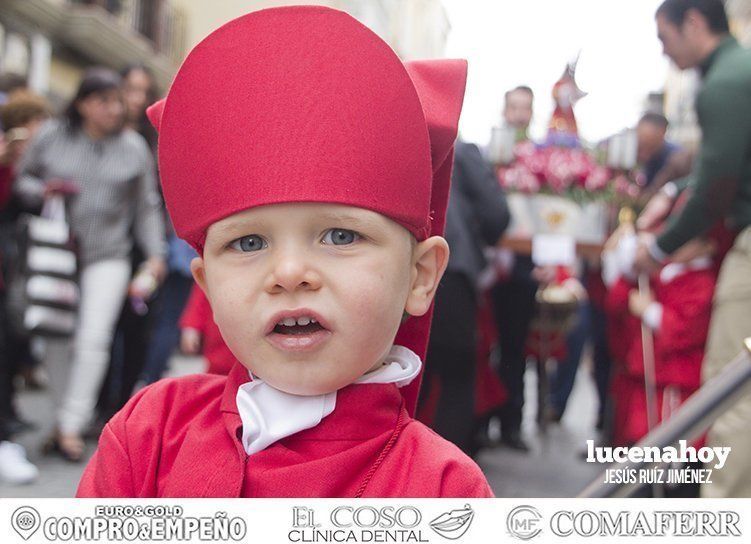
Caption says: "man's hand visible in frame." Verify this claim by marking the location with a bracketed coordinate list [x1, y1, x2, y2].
[0, 135, 9, 166]
[44, 178, 79, 198]
[141, 256, 167, 283]
[634, 241, 660, 274]
[128, 257, 166, 300]
[180, 328, 202, 355]
[637, 189, 674, 231]
[634, 232, 662, 274]
[628, 289, 653, 318]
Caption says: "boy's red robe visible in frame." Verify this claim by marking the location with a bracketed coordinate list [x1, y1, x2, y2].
[77, 362, 493, 497]
[77, 6, 488, 498]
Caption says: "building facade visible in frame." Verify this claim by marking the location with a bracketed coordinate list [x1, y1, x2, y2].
[0, 0, 186, 102]
[0, 0, 448, 106]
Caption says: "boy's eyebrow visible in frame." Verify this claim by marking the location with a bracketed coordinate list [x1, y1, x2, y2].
[209, 217, 270, 237]
[207, 209, 384, 238]
[315, 211, 383, 230]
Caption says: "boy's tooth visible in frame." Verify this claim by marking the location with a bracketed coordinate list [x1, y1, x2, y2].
[297, 317, 311, 326]
[282, 317, 297, 327]
[311, 318, 317, 323]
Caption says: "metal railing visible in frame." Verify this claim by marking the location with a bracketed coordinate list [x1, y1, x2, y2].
[579, 338, 751, 498]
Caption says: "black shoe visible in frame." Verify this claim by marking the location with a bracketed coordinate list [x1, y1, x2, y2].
[500, 432, 530, 452]
[595, 413, 605, 431]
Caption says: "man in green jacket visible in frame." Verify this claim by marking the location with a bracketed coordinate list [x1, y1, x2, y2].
[635, 0, 751, 497]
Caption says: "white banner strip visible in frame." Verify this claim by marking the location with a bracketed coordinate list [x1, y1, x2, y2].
[0, 498, 748, 543]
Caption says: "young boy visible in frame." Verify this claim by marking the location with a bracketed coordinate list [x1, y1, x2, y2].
[76, 6, 492, 497]
[605, 233, 716, 446]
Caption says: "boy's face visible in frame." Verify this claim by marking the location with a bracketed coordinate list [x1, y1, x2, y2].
[192, 203, 448, 395]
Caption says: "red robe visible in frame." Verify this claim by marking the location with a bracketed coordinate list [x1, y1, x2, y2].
[77, 362, 493, 497]
[474, 297, 507, 418]
[606, 267, 715, 445]
[0, 164, 14, 210]
[179, 284, 235, 376]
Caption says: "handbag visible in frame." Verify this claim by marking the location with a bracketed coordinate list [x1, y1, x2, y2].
[7, 193, 79, 337]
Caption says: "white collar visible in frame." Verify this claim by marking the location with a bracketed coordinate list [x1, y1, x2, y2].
[235, 345, 421, 455]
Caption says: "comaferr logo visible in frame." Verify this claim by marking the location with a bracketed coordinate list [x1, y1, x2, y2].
[550, 510, 742, 537]
[429, 504, 475, 540]
[507, 505, 543, 540]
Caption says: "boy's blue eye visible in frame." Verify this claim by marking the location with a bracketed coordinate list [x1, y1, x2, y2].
[230, 235, 267, 252]
[322, 228, 359, 246]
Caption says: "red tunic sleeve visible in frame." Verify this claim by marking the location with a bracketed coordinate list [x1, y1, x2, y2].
[654, 272, 714, 356]
[77, 422, 136, 497]
[438, 459, 495, 497]
[373, 421, 494, 498]
[605, 277, 637, 365]
[77, 374, 228, 497]
[77, 386, 154, 497]
[604, 277, 632, 318]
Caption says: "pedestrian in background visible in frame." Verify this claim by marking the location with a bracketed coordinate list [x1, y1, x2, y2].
[635, 0, 751, 497]
[0, 87, 51, 484]
[13, 67, 166, 462]
[0, 90, 52, 432]
[488, 86, 538, 451]
[418, 139, 509, 455]
[96, 63, 166, 416]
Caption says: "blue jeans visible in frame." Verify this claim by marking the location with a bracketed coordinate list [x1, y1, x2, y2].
[549, 300, 611, 420]
[138, 273, 194, 384]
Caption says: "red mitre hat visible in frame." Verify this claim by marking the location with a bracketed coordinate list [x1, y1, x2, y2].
[147, 5, 467, 414]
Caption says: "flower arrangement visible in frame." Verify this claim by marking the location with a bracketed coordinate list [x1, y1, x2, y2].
[497, 141, 640, 205]
[495, 59, 641, 207]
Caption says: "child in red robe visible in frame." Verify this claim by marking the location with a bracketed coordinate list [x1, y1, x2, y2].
[77, 6, 492, 498]
[605, 235, 716, 446]
[179, 283, 235, 376]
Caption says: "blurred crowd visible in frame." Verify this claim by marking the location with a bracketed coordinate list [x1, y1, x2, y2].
[417, 0, 751, 500]
[0, 63, 203, 483]
[1, 0, 750, 500]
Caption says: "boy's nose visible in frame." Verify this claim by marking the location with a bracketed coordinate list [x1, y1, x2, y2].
[264, 251, 322, 294]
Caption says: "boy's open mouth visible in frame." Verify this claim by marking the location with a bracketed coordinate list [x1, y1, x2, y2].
[272, 316, 326, 335]
[266, 310, 331, 352]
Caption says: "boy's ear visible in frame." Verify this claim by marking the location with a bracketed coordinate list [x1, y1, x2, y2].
[405, 236, 450, 317]
[190, 256, 208, 296]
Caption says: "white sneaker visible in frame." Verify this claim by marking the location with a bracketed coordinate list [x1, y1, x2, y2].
[0, 441, 39, 485]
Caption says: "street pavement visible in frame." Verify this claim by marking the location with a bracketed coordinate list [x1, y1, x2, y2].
[1, 354, 601, 498]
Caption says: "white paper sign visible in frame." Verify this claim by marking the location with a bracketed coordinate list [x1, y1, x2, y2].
[532, 233, 576, 266]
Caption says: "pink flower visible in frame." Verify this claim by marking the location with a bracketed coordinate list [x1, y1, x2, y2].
[585, 166, 610, 192]
[613, 174, 634, 196]
[516, 168, 541, 193]
[514, 140, 536, 159]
